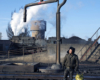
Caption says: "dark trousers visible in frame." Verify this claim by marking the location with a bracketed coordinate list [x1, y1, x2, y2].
[64, 68, 74, 80]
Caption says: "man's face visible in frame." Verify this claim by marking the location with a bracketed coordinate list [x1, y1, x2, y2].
[69, 49, 72, 54]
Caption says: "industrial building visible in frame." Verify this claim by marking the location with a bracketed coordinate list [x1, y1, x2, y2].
[48, 36, 93, 44]
[0, 20, 47, 52]
[0, 40, 11, 51]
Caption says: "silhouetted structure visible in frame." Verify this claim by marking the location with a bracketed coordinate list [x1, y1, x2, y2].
[48, 36, 93, 44]
[0, 40, 11, 51]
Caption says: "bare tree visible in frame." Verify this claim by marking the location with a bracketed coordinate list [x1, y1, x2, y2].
[6, 24, 30, 39]
[7, 9, 30, 39]
[6, 23, 14, 40]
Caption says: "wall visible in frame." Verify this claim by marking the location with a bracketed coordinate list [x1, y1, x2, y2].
[0, 44, 93, 63]
[47, 44, 90, 63]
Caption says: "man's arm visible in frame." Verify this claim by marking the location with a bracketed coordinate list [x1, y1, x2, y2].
[62, 54, 67, 68]
[75, 55, 79, 71]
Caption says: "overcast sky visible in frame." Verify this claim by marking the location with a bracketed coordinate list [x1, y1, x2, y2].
[0, 0, 100, 41]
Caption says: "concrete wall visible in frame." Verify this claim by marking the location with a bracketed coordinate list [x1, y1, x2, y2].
[0, 52, 49, 63]
[1, 43, 100, 63]
[47, 44, 91, 63]
[0, 44, 92, 63]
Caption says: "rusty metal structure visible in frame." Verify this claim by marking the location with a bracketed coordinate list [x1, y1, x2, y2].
[78, 27, 100, 61]
[80, 36, 100, 61]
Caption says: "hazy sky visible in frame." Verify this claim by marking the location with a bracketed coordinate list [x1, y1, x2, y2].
[0, 0, 100, 40]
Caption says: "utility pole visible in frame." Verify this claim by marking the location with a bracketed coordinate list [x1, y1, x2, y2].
[56, 0, 67, 65]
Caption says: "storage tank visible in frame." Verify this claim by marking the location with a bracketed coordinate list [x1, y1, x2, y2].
[30, 20, 46, 39]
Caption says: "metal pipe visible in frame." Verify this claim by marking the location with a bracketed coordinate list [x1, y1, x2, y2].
[23, 0, 58, 22]
[56, 0, 67, 65]
[57, 0, 67, 13]
[56, 12, 60, 64]
[23, 7, 27, 22]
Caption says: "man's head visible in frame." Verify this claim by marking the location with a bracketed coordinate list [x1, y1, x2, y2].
[69, 49, 73, 54]
[67, 47, 75, 54]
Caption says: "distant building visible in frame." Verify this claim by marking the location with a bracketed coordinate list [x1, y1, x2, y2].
[0, 36, 94, 51]
[65, 36, 87, 44]
[0, 40, 11, 51]
[47, 37, 57, 44]
[10, 36, 35, 47]
[48, 36, 93, 44]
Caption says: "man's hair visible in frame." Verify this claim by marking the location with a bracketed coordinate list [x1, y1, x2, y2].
[67, 46, 75, 54]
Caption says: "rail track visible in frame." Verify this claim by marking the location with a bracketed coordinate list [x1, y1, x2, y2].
[0, 72, 100, 80]
[0, 62, 99, 80]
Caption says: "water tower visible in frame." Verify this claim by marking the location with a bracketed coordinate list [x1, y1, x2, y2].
[30, 20, 46, 39]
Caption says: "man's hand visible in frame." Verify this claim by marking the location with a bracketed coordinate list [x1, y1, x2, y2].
[75, 69, 80, 74]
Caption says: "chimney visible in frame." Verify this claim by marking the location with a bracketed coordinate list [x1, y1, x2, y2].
[0, 32, 2, 40]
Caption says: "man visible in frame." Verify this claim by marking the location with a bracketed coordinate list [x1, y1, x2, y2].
[62, 47, 79, 80]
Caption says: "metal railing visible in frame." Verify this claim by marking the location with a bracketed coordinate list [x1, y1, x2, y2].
[80, 36, 100, 61]
[77, 27, 100, 61]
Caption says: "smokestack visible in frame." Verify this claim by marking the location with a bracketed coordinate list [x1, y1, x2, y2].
[0, 32, 2, 40]
[30, 20, 46, 39]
